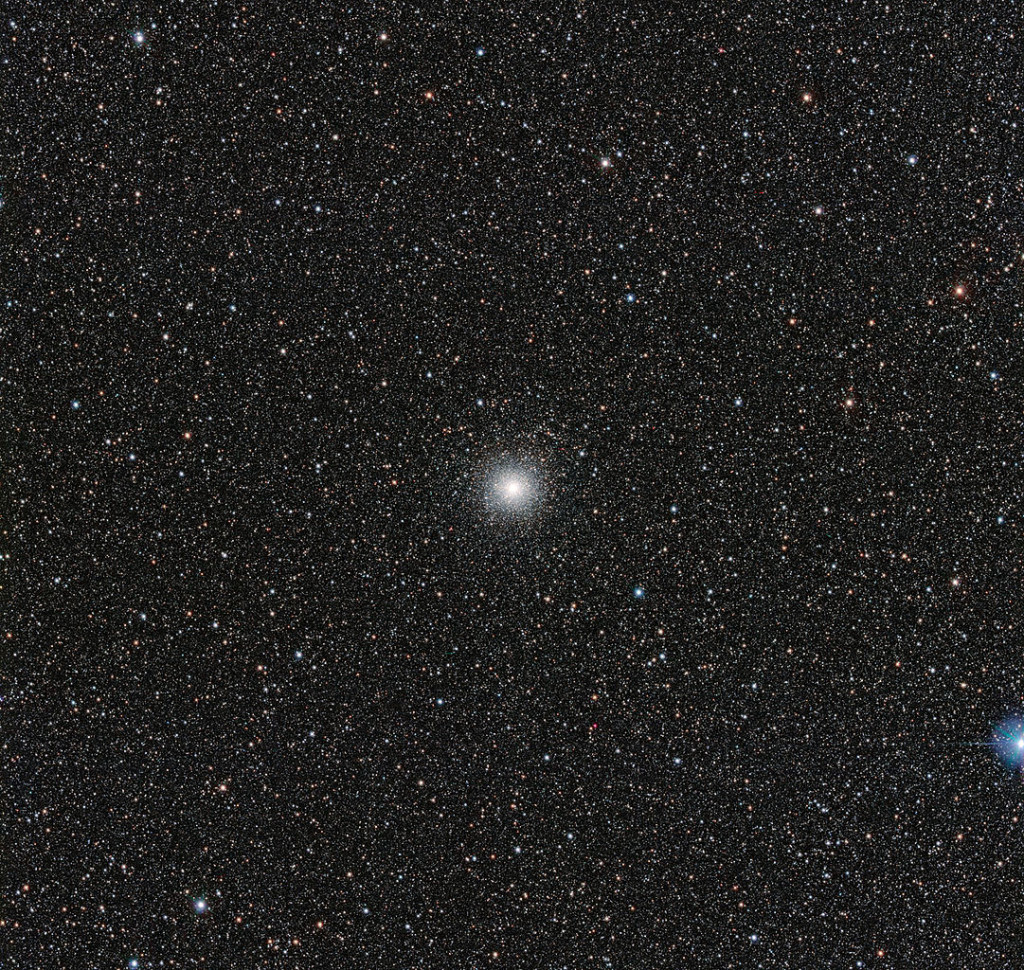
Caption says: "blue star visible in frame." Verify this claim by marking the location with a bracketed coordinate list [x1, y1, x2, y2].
[993, 718, 1024, 770]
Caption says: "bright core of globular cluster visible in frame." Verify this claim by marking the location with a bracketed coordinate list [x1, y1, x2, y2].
[499, 476, 526, 500]
[485, 466, 540, 514]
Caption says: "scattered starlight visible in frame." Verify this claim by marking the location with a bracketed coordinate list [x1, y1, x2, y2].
[8, 6, 1019, 967]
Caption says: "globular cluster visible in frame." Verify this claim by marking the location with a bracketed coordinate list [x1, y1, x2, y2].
[3, 3, 1024, 968]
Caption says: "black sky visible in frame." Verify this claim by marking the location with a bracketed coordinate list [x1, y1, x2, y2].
[4, 3, 1024, 967]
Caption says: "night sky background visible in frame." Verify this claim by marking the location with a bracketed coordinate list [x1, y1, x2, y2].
[4, 3, 1024, 967]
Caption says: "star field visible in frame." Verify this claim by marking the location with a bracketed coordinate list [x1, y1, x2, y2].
[3, 4, 1024, 968]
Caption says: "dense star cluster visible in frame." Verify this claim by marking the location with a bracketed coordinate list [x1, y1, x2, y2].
[4, 4, 1024, 968]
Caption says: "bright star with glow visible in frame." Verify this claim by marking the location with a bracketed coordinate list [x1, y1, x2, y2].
[992, 718, 1024, 771]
